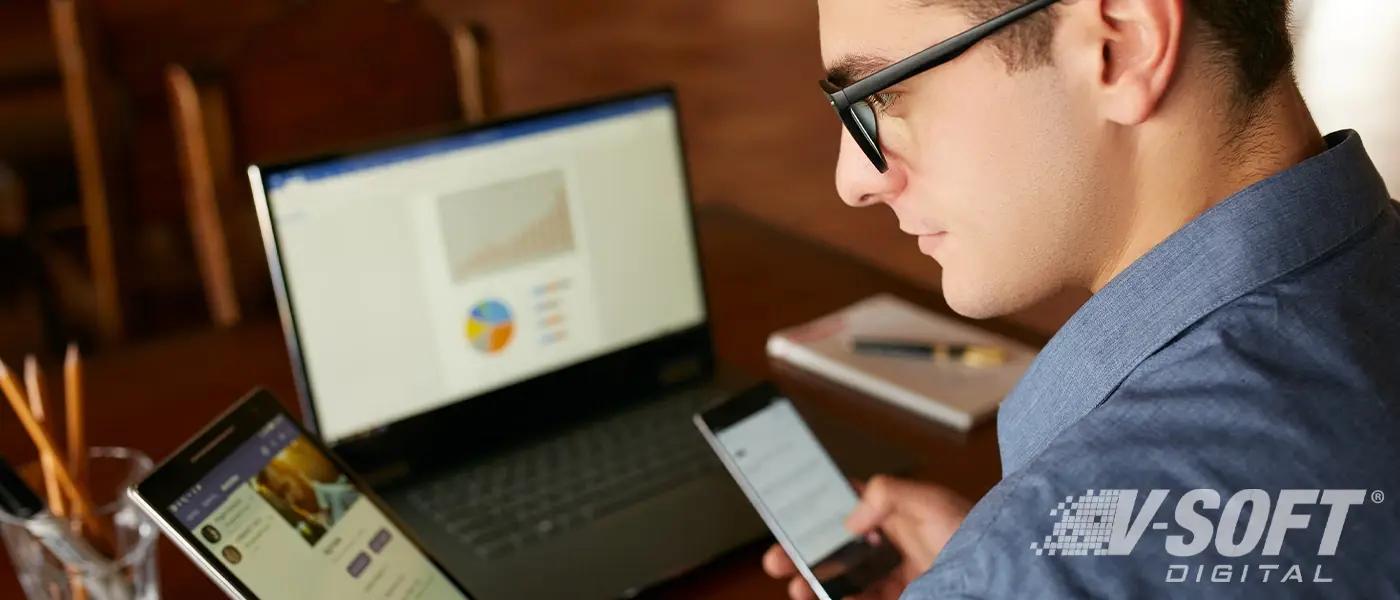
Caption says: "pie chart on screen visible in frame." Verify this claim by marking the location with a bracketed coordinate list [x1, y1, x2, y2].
[466, 299, 514, 353]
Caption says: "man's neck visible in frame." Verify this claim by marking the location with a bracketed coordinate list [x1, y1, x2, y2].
[1089, 81, 1327, 292]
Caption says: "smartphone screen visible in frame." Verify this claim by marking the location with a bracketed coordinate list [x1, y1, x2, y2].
[702, 391, 900, 599]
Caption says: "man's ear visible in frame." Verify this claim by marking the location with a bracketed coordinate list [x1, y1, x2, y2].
[1083, 0, 1185, 125]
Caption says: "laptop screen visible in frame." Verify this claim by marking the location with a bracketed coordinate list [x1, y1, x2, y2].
[256, 93, 707, 445]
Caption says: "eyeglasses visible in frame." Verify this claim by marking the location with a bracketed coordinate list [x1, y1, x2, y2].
[820, 0, 1061, 173]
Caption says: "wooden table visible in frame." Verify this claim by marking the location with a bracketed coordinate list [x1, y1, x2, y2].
[0, 206, 1050, 599]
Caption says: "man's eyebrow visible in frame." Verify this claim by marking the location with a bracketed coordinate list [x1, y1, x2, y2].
[824, 54, 894, 88]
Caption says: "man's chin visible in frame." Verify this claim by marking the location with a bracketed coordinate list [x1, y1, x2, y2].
[941, 274, 1024, 320]
[944, 295, 1003, 320]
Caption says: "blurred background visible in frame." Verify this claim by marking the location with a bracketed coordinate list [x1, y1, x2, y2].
[1, 0, 1394, 363]
[4, 0, 1060, 363]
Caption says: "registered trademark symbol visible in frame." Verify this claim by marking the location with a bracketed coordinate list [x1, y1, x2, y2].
[1373, 490, 1385, 504]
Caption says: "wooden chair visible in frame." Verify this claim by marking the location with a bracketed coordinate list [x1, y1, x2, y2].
[166, 1, 497, 327]
[47, 0, 129, 342]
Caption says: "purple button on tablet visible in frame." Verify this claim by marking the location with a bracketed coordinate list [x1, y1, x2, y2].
[347, 552, 371, 577]
[369, 529, 392, 553]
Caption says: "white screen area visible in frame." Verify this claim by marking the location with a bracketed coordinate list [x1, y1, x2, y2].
[714, 399, 860, 565]
[262, 98, 706, 443]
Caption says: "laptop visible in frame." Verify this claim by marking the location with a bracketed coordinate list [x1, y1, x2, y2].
[246, 88, 768, 599]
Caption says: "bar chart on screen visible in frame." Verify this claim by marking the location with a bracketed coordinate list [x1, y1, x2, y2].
[437, 171, 577, 284]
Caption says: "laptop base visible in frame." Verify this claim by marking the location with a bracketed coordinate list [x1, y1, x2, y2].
[383, 374, 915, 599]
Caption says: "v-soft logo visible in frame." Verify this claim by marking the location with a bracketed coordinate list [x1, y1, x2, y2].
[1030, 489, 1381, 583]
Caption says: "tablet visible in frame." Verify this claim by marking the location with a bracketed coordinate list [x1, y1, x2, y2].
[128, 388, 475, 600]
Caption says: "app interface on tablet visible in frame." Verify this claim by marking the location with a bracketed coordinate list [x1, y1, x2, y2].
[713, 398, 861, 565]
[168, 415, 467, 600]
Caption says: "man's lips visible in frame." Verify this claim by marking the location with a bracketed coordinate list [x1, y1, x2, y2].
[900, 227, 945, 236]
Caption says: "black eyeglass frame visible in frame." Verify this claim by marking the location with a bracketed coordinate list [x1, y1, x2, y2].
[820, 0, 1061, 172]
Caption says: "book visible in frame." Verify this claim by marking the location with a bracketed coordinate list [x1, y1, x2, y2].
[765, 294, 1037, 432]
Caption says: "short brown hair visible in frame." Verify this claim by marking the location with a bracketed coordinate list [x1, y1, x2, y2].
[948, 0, 1294, 101]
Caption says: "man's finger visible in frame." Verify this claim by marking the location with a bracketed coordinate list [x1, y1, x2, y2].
[899, 483, 974, 521]
[787, 575, 819, 600]
[845, 475, 908, 533]
[881, 511, 936, 570]
[763, 544, 798, 577]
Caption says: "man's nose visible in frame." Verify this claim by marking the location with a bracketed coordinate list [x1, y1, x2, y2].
[834, 129, 905, 208]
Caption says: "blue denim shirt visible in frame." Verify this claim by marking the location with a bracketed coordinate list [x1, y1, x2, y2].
[905, 131, 1400, 599]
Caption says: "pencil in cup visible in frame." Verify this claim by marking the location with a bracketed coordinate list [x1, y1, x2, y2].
[0, 359, 111, 551]
[65, 345, 86, 507]
[24, 358, 67, 518]
[24, 355, 91, 600]
[64, 346, 91, 600]
[2, 354, 151, 600]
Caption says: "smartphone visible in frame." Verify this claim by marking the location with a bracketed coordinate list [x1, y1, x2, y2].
[128, 388, 476, 600]
[694, 382, 902, 600]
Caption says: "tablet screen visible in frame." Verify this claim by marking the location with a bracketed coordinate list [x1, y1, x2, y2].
[166, 414, 467, 600]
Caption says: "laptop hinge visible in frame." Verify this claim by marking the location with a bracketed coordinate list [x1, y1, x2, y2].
[357, 460, 412, 489]
[657, 354, 705, 386]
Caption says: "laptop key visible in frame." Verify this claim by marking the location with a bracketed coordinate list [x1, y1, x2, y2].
[476, 538, 516, 561]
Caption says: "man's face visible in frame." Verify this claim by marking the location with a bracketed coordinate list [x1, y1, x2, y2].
[819, 0, 1117, 318]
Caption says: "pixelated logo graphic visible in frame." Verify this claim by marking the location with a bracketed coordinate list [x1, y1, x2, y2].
[1030, 489, 1123, 556]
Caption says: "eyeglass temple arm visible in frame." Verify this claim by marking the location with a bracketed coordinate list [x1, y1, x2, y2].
[844, 0, 1061, 101]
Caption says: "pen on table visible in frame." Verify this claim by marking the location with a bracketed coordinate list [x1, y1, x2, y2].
[848, 337, 1009, 366]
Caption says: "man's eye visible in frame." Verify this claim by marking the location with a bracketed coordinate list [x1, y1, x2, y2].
[867, 92, 901, 113]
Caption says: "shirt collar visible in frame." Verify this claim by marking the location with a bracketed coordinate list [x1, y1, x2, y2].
[997, 130, 1394, 475]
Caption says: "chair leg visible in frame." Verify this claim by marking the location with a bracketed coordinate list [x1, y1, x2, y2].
[166, 64, 242, 327]
[450, 22, 493, 123]
[49, 0, 124, 341]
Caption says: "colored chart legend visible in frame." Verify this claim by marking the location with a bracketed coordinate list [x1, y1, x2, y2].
[533, 278, 571, 346]
[466, 299, 514, 353]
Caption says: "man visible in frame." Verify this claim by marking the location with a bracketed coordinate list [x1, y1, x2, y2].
[765, 0, 1400, 598]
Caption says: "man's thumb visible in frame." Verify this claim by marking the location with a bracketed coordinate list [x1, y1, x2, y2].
[845, 475, 902, 534]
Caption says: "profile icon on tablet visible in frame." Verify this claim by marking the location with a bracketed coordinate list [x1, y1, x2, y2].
[201, 525, 222, 544]
[222, 546, 243, 564]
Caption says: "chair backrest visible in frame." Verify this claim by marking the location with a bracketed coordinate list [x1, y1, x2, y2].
[223, 0, 470, 164]
[165, 0, 494, 326]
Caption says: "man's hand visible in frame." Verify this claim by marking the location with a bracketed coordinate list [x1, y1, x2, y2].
[761, 476, 972, 600]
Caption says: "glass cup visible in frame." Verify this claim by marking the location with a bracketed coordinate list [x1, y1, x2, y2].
[0, 447, 160, 600]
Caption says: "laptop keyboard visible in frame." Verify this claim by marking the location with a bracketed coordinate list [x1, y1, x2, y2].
[407, 390, 724, 561]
